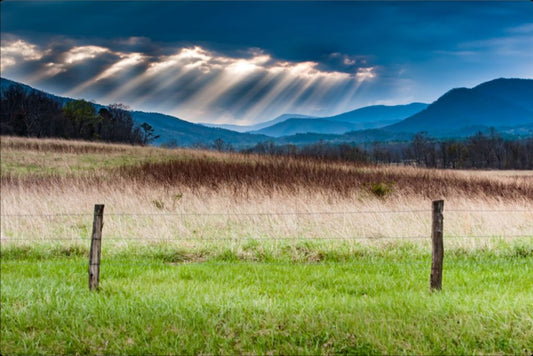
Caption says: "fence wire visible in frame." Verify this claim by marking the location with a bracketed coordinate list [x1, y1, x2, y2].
[1, 208, 530, 218]
[2, 234, 533, 242]
[1, 208, 532, 242]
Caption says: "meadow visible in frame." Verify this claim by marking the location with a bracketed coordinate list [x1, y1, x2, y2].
[1, 136, 532, 355]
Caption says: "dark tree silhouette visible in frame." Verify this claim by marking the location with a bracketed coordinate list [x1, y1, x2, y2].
[0, 83, 152, 145]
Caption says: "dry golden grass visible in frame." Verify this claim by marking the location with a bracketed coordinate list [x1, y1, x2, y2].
[1, 136, 532, 248]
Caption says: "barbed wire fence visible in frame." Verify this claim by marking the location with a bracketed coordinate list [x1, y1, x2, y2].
[1, 207, 530, 242]
[1, 201, 532, 291]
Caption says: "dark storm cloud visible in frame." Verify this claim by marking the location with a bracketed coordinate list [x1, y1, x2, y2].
[1, 1, 532, 124]
[4, 2, 529, 66]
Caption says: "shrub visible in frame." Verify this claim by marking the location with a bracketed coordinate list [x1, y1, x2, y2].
[368, 182, 394, 198]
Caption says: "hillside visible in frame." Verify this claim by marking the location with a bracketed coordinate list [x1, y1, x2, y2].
[0, 77, 73, 107]
[474, 78, 533, 112]
[386, 78, 533, 137]
[130, 111, 268, 147]
[324, 103, 429, 125]
[1, 77, 268, 148]
[252, 103, 428, 137]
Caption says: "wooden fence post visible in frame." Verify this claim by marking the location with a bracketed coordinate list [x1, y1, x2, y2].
[430, 200, 444, 291]
[89, 204, 104, 291]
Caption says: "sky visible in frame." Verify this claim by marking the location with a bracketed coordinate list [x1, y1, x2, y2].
[1, 1, 532, 125]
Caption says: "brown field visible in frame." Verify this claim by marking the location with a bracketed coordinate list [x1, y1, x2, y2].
[1, 136, 532, 248]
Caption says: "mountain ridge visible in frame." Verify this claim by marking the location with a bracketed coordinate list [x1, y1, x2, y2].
[2, 77, 532, 147]
[200, 114, 316, 132]
[386, 78, 533, 136]
[0, 77, 269, 147]
[251, 103, 429, 137]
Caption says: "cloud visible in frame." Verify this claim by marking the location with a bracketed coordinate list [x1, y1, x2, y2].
[2, 36, 377, 124]
[0, 38, 47, 71]
[64, 46, 110, 64]
[329, 52, 361, 67]
[355, 67, 376, 82]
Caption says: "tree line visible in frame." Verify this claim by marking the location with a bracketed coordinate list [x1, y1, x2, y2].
[241, 130, 533, 170]
[0, 84, 158, 144]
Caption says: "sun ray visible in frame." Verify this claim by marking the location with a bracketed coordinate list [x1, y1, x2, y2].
[66, 53, 145, 97]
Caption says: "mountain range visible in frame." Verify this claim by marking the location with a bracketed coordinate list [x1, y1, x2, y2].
[129, 110, 268, 147]
[1, 77, 532, 146]
[200, 113, 316, 133]
[250, 103, 428, 137]
[277, 78, 533, 145]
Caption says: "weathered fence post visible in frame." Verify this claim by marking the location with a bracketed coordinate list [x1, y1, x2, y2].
[89, 204, 104, 291]
[430, 200, 444, 291]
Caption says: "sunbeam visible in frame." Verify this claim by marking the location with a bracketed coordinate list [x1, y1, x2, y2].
[1, 38, 375, 123]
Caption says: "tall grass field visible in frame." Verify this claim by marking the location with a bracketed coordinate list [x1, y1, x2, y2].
[1, 136, 532, 355]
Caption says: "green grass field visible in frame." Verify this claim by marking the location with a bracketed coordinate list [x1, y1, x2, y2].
[2, 137, 533, 355]
[2, 241, 532, 355]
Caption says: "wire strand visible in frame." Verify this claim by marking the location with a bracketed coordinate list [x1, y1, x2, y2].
[3, 207, 531, 218]
[2, 234, 531, 242]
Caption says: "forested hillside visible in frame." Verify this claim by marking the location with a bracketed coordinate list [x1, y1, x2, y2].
[0, 83, 156, 145]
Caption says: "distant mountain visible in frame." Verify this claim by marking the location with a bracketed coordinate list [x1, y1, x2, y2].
[276, 129, 414, 146]
[199, 122, 256, 132]
[323, 103, 429, 124]
[130, 111, 268, 147]
[1, 77, 268, 148]
[251, 118, 356, 137]
[251, 103, 428, 137]
[200, 113, 315, 132]
[3, 77, 532, 148]
[474, 78, 533, 112]
[386, 78, 533, 137]
[277, 79, 533, 145]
